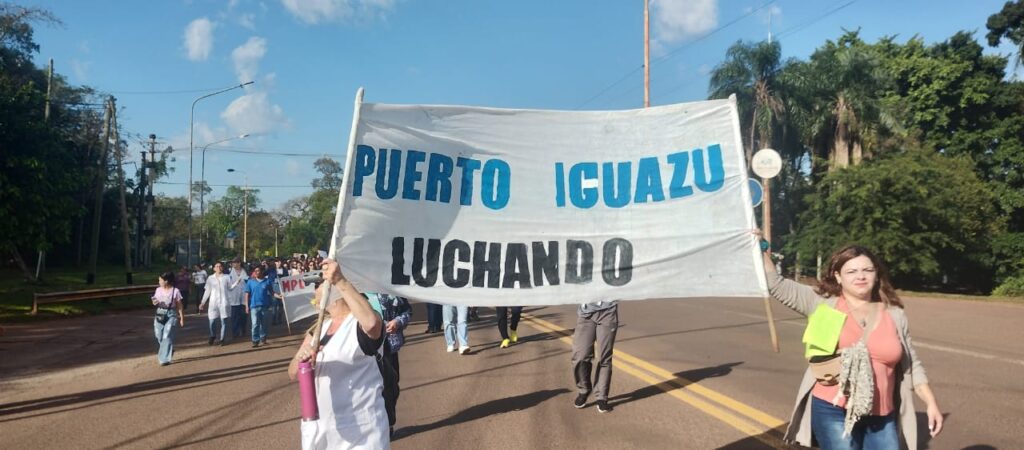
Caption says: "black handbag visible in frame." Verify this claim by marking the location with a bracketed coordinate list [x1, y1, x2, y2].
[155, 308, 171, 325]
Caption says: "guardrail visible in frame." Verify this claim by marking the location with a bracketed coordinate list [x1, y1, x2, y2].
[32, 285, 158, 315]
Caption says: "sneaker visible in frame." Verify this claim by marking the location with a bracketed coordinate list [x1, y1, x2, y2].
[260, 338, 267, 345]
[160, 361, 170, 367]
[446, 344, 456, 353]
[218, 340, 225, 346]
[208, 337, 215, 346]
[573, 394, 587, 409]
[252, 342, 259, 348]
[500, 339, 510, 349]
[596, 400, 612, 413]
[459, 346, 471, 355]
[509, 329, 518, 343]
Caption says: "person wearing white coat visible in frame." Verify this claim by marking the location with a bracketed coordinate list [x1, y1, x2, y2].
[200, 261, 233, 345]
[289, 258, 388, 450]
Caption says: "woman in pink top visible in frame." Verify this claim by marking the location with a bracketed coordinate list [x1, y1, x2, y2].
[763, 243, 944, 450]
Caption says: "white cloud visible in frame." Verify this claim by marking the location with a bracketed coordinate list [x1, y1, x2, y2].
[651, 0, 718, 45]
[285, 159, 301, 176]
[70, 59, 91, 81]
[280, 0, 394, 24]
[184, 17, 216, 61]
[220, 91, 289, 135]
[239, 13, 256, 29]
[232, 36, 267, 84]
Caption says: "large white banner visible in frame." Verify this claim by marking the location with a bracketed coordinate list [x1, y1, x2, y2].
[330, 93, 768, 306]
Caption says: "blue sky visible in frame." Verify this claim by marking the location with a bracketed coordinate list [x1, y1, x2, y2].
[25, 0, 1018, 210]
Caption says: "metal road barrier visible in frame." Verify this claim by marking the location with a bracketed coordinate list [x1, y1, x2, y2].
[32, 285, 158, 315]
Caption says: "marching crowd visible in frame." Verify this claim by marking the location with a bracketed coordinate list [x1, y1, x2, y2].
[149, 240, 943, 450]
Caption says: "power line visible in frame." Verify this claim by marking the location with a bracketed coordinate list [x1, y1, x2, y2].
[156, 181, 313, 188]
[171, 145, 339, 158]
[107, 85, 252, 95]
[656, 0, 861, 102]
[574, 0, 777, 110]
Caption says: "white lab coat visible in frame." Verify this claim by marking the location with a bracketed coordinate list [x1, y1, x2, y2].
[201, 273, 232, 319]
[300, 315, 389, 450]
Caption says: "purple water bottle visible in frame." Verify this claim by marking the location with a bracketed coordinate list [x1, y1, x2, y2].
[298, 360, 319, 421]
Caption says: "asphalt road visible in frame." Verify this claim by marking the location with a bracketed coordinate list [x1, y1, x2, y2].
[0, 295, 1020, 449]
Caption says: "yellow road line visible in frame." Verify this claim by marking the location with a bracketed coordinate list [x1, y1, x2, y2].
[522, 313, 787, 449]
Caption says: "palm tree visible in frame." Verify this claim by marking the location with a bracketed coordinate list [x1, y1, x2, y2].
[786, 31, 898, 171]
[709, 40, 786, 164]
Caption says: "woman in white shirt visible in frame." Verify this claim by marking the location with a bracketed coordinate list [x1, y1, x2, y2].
[289, 258, 388, 450]
[200, 262, 232, 345]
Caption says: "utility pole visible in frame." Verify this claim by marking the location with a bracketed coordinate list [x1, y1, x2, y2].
[136, 151, 147, 268]
[36, 58, 55, 280]
[112, 107, 133, 284]
[644, 0, 650, 108]
[146, 134, 157, 268]
[87, 96, 114, 284]
[243, 180, 249, 263]
[274, 225, 279, 257]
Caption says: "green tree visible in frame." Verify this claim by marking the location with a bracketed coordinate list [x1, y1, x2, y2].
[786, 31, 897, 171]
[986, 0, 1024, 63]
[312, 157, 343, 191]
[793, 149, 1004, 291]
[709, 40, 786, 164]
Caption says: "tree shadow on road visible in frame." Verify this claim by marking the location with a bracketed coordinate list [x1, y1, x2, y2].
[608, 361, 744, 408]
[394, 388, 570, 440]
[0, 357, 291, 422]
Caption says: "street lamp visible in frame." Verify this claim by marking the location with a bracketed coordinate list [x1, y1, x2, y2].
[199, 133, 249, 261]
[227, 168, 249, 262]
[188, 81, 253, 268]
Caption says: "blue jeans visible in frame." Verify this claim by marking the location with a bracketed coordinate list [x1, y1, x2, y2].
[154, 314, 178, 364]
[231, 305, 247, 337]
[271, 298, 284, 325]
[250, 306, 267, 343]
[811, 396, 898, 450]
[208, 316, 228, 342]
[442, 305, 469, 348]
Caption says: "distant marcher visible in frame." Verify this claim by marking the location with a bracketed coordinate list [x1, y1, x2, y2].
[244, 266, 275, 347]
[442, 304, 470, 354]
[496, 306, 523, 349]
[192, 264, 208, 314]
[174, 266, 192, 313]
[151, 272, 185, 366]
[468, 306, 481, 322]
[424, 303, 442, 334]
[762, 242, 943, 449]
[200, 262, 232, 346]
[289, 258, 388, 449]
[229, 259, 249, 339]
[571, 300, 618, 413]
[377, 293, 411, 438]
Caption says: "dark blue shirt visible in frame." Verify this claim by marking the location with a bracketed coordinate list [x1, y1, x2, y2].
[244, 277, 274, 308]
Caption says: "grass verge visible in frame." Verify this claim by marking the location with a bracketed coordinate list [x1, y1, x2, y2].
[1, 266, 166, 323]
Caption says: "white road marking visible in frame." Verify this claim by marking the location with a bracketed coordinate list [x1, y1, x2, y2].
[689, 304, 1024, 367]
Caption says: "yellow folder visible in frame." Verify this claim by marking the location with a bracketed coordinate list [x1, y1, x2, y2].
[803, 304, 847, 359]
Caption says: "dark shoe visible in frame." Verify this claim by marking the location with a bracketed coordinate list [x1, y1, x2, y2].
[260, 338, 267, 345]
[218, 340, 225, 346]
[252, 341, 259, 348]
[208, 337, 215, 346]
[596, 400, 612, 413]
[574, 393, 587, 409]
[160, 362, 170, 366]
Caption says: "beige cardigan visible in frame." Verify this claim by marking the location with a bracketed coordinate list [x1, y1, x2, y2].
[768, 273, 929, 450]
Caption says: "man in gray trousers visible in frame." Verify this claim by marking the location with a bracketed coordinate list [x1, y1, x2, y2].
[571, 300, 619, 413]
